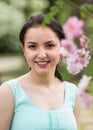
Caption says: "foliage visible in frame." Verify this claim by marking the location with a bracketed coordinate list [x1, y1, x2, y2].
[0, 0, 49, 53]
[0, 1, 25, 53]
[80, 3, 93, 18]
[42, 0, 64, 26]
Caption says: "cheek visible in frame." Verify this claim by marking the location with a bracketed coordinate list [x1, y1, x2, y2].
[55, 48, 61, 62]
[55, 53, 60, 62]
[54, 47, 60, 57]
[24, 51, 31, 60]
[24, 50, 34, 63]
[50, 50, 60, 62]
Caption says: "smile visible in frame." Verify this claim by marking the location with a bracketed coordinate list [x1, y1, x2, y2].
[35, 61, 50, 68]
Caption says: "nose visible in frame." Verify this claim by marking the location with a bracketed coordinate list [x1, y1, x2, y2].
[38, 48, 47, 58]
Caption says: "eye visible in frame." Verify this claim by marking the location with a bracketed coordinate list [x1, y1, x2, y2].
[46, 43, 55, 48]
[28, 44, 37, 49]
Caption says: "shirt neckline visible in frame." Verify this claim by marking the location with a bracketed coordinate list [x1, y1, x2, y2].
[15, 79, 67, 113]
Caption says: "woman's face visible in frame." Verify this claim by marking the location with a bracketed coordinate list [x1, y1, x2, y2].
[23, 26, 61, 75]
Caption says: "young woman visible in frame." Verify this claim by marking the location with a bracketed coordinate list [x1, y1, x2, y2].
[0, 14, 80, 130]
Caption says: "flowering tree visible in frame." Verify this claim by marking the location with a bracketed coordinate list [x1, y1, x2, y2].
[60, 16, 93, 108]
[43, 0, 93, 107]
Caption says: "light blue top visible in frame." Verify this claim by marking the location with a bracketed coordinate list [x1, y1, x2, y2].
[6, 79, 77, 130]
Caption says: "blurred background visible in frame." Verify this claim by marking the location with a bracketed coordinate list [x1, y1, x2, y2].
[0, 0, 93, 129]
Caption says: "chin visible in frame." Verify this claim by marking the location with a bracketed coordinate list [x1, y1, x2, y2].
[35, 69, 50, 75]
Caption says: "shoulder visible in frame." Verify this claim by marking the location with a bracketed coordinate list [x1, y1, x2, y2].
[0, 80, 15, 108]
[0, 83, 15, 129]
[0, 82, 14, 104]
[63, 81, 78, 106]
[63, 81, 77, 91]
[0, 82, 12, 95]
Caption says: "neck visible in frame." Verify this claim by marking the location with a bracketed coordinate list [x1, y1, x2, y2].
[28, 71, 56, 87]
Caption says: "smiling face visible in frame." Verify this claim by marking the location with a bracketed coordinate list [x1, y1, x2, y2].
[23, 26, 61, 75]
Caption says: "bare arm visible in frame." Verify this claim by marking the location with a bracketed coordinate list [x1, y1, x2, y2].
[0, 84, 14, 130]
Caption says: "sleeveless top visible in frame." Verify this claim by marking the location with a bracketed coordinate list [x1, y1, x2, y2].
[6, 79, 77, 130]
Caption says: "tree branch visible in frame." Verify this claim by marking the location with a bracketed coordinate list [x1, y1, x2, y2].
[63, 0, 93, 18]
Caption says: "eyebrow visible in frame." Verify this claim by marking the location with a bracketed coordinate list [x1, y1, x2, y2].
[27, 40, 53, 45]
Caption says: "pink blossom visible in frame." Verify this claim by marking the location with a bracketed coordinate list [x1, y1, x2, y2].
[66, 48, 91, 75]
[63, 16, 84, 39]
[60, 39, 77, 53]
[66, 53, 83, 75]
[77, 48, 91, 68]
[81, 94, 93, 108]
[77, 75, 92, 108]
[78, 75, 92, 96]
[62, 16, 92, 108]
[67, 62, 83, 75]
[60, 47, 69, 58]
[80, 35, 90, 48]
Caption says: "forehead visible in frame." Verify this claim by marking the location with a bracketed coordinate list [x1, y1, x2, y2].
[25, 26, 58, 41]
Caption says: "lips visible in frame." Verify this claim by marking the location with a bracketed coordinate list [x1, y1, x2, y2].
[35, 61, 50, 68]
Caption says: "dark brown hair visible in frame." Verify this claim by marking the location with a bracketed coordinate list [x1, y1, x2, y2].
[19, 14, 65, 81]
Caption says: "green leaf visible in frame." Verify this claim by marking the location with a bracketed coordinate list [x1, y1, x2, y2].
[80, 3, 87, 10]
[80, 3, 93, 12]
[87, 4, 93, 11]
[55, 0, 64, 9]
[42, 13, 52, 27]
[50, 6, 59, 14]
[80, 10, 87, 18]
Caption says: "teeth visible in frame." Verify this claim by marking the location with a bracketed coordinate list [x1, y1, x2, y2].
[37, 61, 48, 64]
